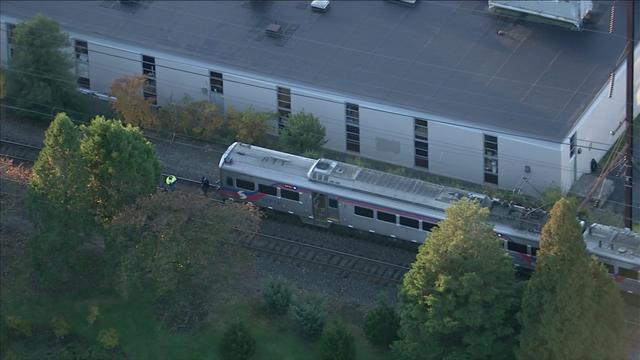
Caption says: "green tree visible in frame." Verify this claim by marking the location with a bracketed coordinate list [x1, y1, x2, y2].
[517, 198, 624, 360]
[321, 322, 355, 360]
[363, 299, 400, 349]
[293, 296, 326, 340]
[108, 192, 261, 298]
[218, 322, 256, 360]
[263, 278, 292, 316]
[157, 97, 223, 139]
[227, 107, 272, 144]
[394, 198, 519, 360]
[6, 15, 80, 120]
[80, 116, 161, 222]
[28, 113, 92, 285]
[280, 112, 326, 155]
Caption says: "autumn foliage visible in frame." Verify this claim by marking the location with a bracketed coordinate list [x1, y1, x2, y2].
[110, 75, 157, 128]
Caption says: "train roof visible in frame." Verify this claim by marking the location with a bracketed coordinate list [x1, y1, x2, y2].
[220, 143, 546, 240]
[584, 224, 640, 265]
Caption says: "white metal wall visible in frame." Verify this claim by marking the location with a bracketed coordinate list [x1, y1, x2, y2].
[428, 122, 485, 184]
[290, 90, 345, 152]
[0, 22, 9, 67]
[498, 136, 561, 193]
[560, 44, 640, 192]
[155, 58, 208, 104]
[88, 43, 140, 95]
[359, 108, 414, 168]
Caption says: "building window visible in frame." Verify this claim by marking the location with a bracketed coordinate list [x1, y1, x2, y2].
[142, 54, 157, 105]
[280, 188, 300, 202]
[484, 135, 498, 185]
[277, 86, 291, 132]
[354, 206, 373, 218]
[346, 103, 360, 153]
[210, 71, 223, 94]
[74, 40, 90, 89]
[7, 23, 15, 58]
[569, 132, 577, 159]
[414, 118, 428, 168]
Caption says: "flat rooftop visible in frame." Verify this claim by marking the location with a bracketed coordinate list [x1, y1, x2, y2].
[3, 0, 637, 141]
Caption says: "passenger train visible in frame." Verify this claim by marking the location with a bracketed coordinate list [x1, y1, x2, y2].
[218, 142, 640, 294]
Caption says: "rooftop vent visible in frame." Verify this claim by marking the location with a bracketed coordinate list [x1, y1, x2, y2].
[265, 23, 282, 37]
[311, 0, 330, 12]
[488, 0, 593, 30]
[385, 0, 418, 7]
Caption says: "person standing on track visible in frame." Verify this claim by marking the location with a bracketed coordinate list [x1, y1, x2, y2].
[201, 176, 210, 197]
[165, 175, 177, 191]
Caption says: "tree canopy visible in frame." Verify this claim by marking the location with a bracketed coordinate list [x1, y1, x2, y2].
[227, 107, 272, 145]
[110, 75, 157, 128]
[517, 198, 624, 360]
[81, 116, 161, 222]
[27, 113, 91, 284]
[395, 198, 519, 360]
[156, 97, 223, 138]
[279, 112, 326, 155]
[6, 15, 80, 120]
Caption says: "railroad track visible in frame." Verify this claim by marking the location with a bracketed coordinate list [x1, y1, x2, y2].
[233, 227, 410, 284]
[0, 139, 42, 163]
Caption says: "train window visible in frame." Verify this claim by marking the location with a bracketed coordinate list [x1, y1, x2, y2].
[531, 247, 539, 257]
[226, 177, 233, 187]
[602, 262, 615, 274]
[399, 216, 419, 229]
[354, 206, 373, 218]
[280, 189, 300, 202]
[329, 199, 338, 208]
[507, 241, 527, 253]
[258, 184, 277, 196]
[236, 179, 255, 191]
[421, 221, 437, 232]
[377, 211, 397, 224]
[618, 267, 639, 281]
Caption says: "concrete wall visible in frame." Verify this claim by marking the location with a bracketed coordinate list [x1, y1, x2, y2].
[291, 90, 345, 152]
[359, 107, 414, 168]
[88, 43, 140, 95]
[155, 58, 208, 104]
[560, 43, 640, 192]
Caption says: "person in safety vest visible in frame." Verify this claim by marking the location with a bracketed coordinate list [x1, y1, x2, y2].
[166, 175, 177, 191]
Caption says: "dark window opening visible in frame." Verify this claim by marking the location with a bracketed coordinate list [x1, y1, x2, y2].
[421, 221, 437, 231]
[258, 184, 277, 196]
[236, 179, 255, 191]
[377, 211, 397, 223]
[346, 142, 360, 153]
[280, 189, 300, 201]
[484, 135, 498, 157]
[142, 55, 156, 78]
[329, 199, 338, 208]
[569, 132, 577, 159]
[602, 262, 614, 274]
[531, 247, 539, 257]
[210, 71, 223, 94]
[507, 241, 527, 253]
[354, 206, 373, 218]
[77, 77, 90, 89]
[415, 157, 428, 168]
[484, 173, 498, 185]
[399, 216, 419, 229]
[226, 177, 233, 187]
[618, 267, 639, 280]
[74, 40, 88, 56]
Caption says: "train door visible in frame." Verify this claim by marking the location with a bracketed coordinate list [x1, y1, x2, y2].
[327, 197, 340, 223]
[312, 193, 328, 221]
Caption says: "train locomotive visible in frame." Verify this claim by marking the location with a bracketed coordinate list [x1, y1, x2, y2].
[218, 142, 640, 294]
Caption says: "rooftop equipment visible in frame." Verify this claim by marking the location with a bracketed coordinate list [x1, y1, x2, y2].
[311, 0, 330, 12]
[488, 0, 593, 30]
[265, 23, 282, 37]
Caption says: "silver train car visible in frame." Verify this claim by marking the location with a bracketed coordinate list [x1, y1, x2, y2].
[218, 142, 640, 294]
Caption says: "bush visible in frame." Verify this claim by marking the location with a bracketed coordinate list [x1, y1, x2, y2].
[5, 315, 32, 338]
[263, 279, 292, 315]
[50, 315, 71, 339]
[321, 322, 355, 360]
[97, 328, 119, 350]
[218, 322, 256, 360]
[363, 300, 400, 348]
[227, 106, 272, 145]
[86, 305, 100, 327]
[293, 297, 325, 340]
[280, 112, 326, 155]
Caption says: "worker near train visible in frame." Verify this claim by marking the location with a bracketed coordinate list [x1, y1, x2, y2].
[201, 176, 210, 197]
[165, 175, 177, 191]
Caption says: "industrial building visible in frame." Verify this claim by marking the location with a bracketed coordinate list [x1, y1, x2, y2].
[1, 0, 639, 195]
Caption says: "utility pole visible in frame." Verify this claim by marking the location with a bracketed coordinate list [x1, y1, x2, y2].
[624, 0, 634, 229]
